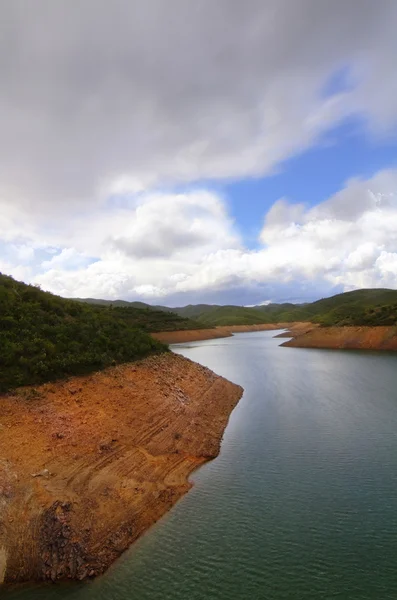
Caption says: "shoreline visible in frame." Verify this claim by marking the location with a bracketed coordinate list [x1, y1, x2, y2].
[0, 353, 242, 586]
[151, 323, 294, 344]
[153, 322, 397, 352]
[281, 325, 397, 351]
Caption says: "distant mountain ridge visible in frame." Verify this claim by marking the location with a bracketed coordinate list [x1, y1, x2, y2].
[76, 288, 397, 327]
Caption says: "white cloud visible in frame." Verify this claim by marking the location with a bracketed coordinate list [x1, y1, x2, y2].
[10, 188, 240, 300]
[1, 168, 394, 303]
[0, 1, 396, 215]
[107, 191, 239, 259]
[1, 2, 397, 304]
[257, 169, 397, 292]
[41, 248, 95, 271]
[10, 244, 34, 263]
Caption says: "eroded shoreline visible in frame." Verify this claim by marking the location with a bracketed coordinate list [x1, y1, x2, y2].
[152, 322, 397, 352]
[281, 324, 397, 351]
[0, 353, 242, 586]
[152, 323, 293, 344]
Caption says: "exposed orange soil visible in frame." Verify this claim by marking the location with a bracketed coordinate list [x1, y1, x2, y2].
[152, 323, 292, 344]
[273, 322, 315, 338]
[281, 325, 397, 350]
[0, 353, 242, 586]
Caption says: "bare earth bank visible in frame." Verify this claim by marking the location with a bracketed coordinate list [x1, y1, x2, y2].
[273, 323, 315, 338]
[152, 322, 397, 351]
[152, 323, 293, 344]
[281, 325, 397, 350]
[0, 353, 243, 586]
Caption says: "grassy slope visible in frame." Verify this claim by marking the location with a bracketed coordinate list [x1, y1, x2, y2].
[0, 274, 170, 392]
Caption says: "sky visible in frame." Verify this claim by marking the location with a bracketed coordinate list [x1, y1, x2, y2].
[1, 1, 397, 306]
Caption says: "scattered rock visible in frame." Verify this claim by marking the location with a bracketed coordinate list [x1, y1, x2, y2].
[98, 440, 116, 452]
[31, 469, 51, 479]
[68, 387, 82, 395]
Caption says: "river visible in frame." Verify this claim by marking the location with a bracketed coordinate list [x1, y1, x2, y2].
[5, 331, 397, 599]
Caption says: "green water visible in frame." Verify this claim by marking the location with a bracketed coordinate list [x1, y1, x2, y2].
[5, 331, 397, 599]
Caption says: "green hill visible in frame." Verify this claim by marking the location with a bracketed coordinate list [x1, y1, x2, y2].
[194, 290, 397, 326]
[170, 302, 302, 325]
[165, 290, 397, 326]
[0, 274, 170, 392]
[92, 305, 207, 332]
[74, 298, 206, 331]
[76, 297, 151, 309]
[168, 304, 220, 320]
[301, 289, 397, 326]
[177, 305, 273, 326]
[76, 289, 397, 328]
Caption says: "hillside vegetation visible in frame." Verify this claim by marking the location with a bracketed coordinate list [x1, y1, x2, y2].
[80, 289, 397, 327]
[75, 298, 207, 331]
[0, 274, 170, 392]
[181, 305, 277, 326]
[291, 289, 397, 326]
[171, 302, 299, 325]
[168, 291, 397, 326]
[1, 273, 395, 392]
[92, 305, 207, 332]
[79, 300, 294, 326]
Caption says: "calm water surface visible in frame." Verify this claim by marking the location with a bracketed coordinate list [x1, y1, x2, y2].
[5, 331, 397, 599]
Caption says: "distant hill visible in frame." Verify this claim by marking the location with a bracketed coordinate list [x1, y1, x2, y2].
[0, 274, 169, 392]
[193, 289, 397, 326]
[76, 299, 285, 326]
[77, 288, 397, 327]
[175, 304, 277, 326]
[76, 298, 152, 309]
[74, 298, 206, 331]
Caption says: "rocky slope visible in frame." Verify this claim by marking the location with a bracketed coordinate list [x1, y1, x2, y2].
[0, 353, 242, 586]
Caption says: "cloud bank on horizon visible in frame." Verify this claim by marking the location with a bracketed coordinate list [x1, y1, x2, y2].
[0, 0, 397, 305]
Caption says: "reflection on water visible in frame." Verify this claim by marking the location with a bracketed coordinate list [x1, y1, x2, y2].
[5, 332, 397, 599]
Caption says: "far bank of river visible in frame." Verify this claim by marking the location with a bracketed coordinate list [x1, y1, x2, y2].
[281, 324, 397, 351]
[151, 322, 309, 344]
[153, 322, 397, 351]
